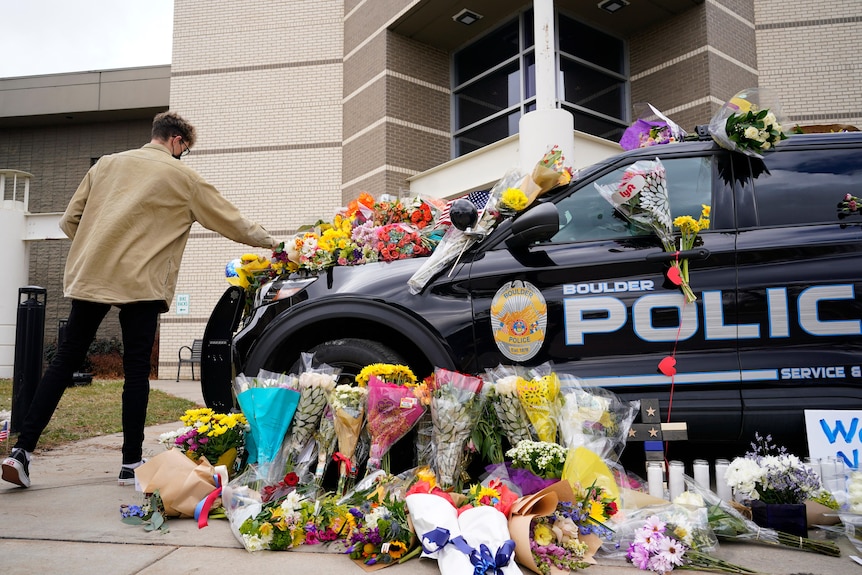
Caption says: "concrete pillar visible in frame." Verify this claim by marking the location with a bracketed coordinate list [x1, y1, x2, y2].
[519, 0, 575, 173]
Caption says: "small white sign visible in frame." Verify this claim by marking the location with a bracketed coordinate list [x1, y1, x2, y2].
[805, 409, 862, 470]
[176, 294, 190, 315]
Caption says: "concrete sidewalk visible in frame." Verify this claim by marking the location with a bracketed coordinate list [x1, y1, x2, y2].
[0, 379, 859, 574]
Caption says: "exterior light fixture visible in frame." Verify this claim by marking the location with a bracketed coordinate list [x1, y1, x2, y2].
[597, 0, 629, 13]
[453, 9, 483, 25]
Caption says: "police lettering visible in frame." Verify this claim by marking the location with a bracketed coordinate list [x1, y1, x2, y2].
[563, 280, 654, 295]
[563, 284, 861, 345]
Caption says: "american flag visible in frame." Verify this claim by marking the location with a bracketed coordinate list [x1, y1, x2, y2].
[436, 189, 491, 228]
[0, 419, 8, 442]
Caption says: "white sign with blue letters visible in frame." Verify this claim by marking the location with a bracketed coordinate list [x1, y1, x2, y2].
[805, 409, 862, 470]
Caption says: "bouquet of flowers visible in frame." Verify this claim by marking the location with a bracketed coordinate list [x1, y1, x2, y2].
[361, 364, 426, 472]
[571, 480, 619, 541]
[313, 407, 337, 487]
[708, 88, 787, 158]
[460, 478, 520, 518]
[121, 490, 169, 534]
[225, 253, 281, 313]
[375, 223, 432, 261]
[431, 367, 485, 489]
[283, 353, 339, 468]
[838, 193, 862, 219]
[506, 440, 567, 481]
[517, 365, 561, 443]
[626, 514, 755, 574]
[328, 383, 368, 495]
[407, 169, 527, 295]
[508, 481, 593, 575]
[619, 103, 687, 151]
[485, 364, 534, 450]
[557, 374, 640, 461]
[158, 407, 249, 473]
[347, 492, 415, 567]
[672, 204, 710, 301]
[236, 490, 355, 551]
[682, 474, 841, 556]
[595, 158, 698, 302]
[725, 433, 821, 505]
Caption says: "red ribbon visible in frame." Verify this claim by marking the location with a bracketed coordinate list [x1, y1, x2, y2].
[332, 452, 354, 474]
[195, 474, 223, 529]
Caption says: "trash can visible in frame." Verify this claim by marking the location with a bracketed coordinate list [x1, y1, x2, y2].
[11, 286, 47, 433]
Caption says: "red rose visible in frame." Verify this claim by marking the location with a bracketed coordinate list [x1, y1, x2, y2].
[284, 472, 299, 487]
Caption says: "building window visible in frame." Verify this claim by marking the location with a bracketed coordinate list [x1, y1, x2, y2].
[452, 9, 627, 156]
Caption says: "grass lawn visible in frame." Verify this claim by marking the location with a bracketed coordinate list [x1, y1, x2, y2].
[0, 378, 199, 454]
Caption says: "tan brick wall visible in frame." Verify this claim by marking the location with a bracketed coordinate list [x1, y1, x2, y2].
[630, 1, 758, 131]
[164, 0, 345, 375]
[754, 0, 862, 129]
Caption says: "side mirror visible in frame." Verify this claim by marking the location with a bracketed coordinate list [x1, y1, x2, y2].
[505, 202, 559, 249]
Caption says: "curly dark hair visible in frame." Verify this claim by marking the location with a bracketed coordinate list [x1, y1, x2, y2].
[151, 111, 197, 147]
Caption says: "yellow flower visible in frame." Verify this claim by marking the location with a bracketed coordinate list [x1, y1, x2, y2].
[588, 500, 605, 522]
[533, 523, 555, 546]
[388, 540, 408, 559]
[701, 204, 711, 218]
[416, 466, 437, 489]
[501, 187, 529, 211]
[258, 522, 274, 536]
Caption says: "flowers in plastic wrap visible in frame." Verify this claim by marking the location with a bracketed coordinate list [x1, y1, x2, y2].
[407, 169, 527, 295]
[313, 407, 337, 488]
[506, 440, 567, 481]
[361, 364, 426, 472]
[595, 158, 698, 302]
[328, 383, 368, 496]
[625, 512, 755, 574]
[346, 486, 415, 567]
[485, 364, 535, 450]
[430, 368, 485, 489]
[619, 103, 687, 151]
[375, 223, 431, 261]
[225, 253, 281, 313]
[682, 471, 841, 556]
[158, 407, 249, 473]
[571, 480, 619, 541]
[556, 374, 640, 462]
[233, 370, 301, 478]
[235, 489, 355, 551]
[708, 88, 787, 158]
[283, 353, 339, 469]
[516, 367, 561, 443]
[725, 433, 820, 504]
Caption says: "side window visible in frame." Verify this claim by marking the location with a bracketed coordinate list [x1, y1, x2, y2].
[551, 156, 714, 243]
[751, 148, 862, 227]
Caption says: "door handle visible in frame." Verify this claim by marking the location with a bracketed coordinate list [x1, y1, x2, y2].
[645, 247, 710, 263]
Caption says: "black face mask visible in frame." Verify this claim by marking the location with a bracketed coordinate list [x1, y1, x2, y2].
[172, 152, 183, 160]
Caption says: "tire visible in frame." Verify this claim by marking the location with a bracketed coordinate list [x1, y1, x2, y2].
[289, 338, 406, 384]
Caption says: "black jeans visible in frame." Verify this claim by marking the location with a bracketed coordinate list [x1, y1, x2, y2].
[15, 299, 160, 464]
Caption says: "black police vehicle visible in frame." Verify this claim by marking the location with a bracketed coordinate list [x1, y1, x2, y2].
[201, 130, 862, 464]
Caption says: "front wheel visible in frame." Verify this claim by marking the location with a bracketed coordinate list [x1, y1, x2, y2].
[291, 338, 406, 385]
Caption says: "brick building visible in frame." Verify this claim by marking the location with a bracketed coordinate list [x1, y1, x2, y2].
[0, 0, 859, 379]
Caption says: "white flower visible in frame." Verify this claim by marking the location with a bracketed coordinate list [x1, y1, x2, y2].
[761, 141, 771, 150]
[725, 457, 763, 497]
[280, 490, 305, 513]
[673, 491, 705, 509]
[495, 376, 519, 396]
[764, 112, 777, 127]
[744, 126, 760, 140]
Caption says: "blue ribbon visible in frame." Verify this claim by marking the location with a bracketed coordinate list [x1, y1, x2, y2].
[450, 536, 516, 575]
[421, 527, 452, 554]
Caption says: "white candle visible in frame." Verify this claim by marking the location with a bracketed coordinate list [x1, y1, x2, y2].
[715, 458, 732, 501]
[647, 461, 665, 499]
[693, 459, 710, 491]
[668, 460, 685, 501]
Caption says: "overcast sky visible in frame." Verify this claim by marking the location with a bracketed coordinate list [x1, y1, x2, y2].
[0, 0, 173, 79]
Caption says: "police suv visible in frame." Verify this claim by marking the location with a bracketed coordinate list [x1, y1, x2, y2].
[203, 130, 862, 462]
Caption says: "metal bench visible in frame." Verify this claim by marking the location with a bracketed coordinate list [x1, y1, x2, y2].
[176, 339, 203, 381]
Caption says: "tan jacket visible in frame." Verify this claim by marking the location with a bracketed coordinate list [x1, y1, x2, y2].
[60, 143, 275, 311]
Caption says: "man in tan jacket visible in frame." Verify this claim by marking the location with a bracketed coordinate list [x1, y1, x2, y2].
[2, 111, 277, 488]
